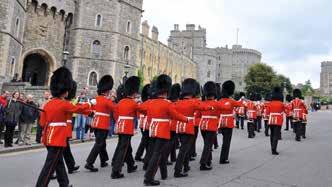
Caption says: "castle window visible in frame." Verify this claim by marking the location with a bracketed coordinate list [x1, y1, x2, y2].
[31, 0, 38, 12]
[88, 71, 98, 86]
[92, 40, 101, 57]
[124, 46, 130, 61]
[208, 59, 212, 65]
[50, 7, 57, 18]
[96, 14, 102, 27]
[126, 21, 131, 33]
[9, 57, 15, 77]
[15, 18, 20, 37]
[59, 10, 65, 21]
[41, 3, 48, 16]
[207, 71, 211, 78]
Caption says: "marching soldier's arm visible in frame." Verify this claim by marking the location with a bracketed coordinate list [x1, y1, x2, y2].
[106, 99, 117, 112]
[168, 104, 188, 122]
[64, 101, 91, 114]
[232, 99, 244, 108]
[195, 101, 213, 111]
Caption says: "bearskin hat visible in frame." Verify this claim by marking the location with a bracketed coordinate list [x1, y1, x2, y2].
[271, 87, 284, 102]
[239, 92, 246, 98]
[293, 89, 302, 98]
[286, 94, 293, 102]
[249, 93, 256, 101]
[203, 81, 217, 98]
[169, 83, 181, 101]
[194, 80, 202, 97]
[154, 74, 172, 96]
[50, 67, 73, 98]
[181, 78, 197, 97]
[66, 81, 77, 100]
[141, 84, 151, 102]
[97, 75, 114, 95]
[256, 94, 262, 101]
[264, 93, 271, 101]
[216, 83, 221, 100]
[221, 80, 235, 98]
[124, 76, 140, 96]
[116, 84, 126, 103]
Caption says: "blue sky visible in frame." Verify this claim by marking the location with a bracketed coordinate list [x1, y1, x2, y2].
[142, 0, 332, 88]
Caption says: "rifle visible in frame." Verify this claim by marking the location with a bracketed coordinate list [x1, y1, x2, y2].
[17, 100, 45, 112]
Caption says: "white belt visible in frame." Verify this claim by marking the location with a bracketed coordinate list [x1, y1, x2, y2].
[66, 120, 72, 123]
[49, 122, 66, 127]
[270, 113, 282, 115]
[151, 118, 170, 123]
[95, 112, 110, 117]
[220, 114, 233, 117]
[247, 110, 256, 113]
[187, 117, 194, 120]
[118, 116, 134, 120]
[201, 115, 218, 119]
[294, 109, 302, 111]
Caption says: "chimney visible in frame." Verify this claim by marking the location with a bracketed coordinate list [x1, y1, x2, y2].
[151, 26, 159, 41]
[142, 20, 150, 37]
[186, 24, 195, 30]
[174, 24, 179, 31]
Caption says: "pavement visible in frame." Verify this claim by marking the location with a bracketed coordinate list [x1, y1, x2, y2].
[0, 111, 331, 187]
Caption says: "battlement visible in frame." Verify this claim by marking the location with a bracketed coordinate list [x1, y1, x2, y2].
[28, 0, 74, 19]
[321, 61, 332, 66]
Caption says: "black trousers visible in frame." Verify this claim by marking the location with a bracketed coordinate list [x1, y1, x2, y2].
[165, 131, 177, 162]
[200, 131, 214, 165]
[0, 121, 5, 141]
[294, 121, 302, 140]
[220, 128, 233, 162]
[264, 120, 269, 136]
[285, 117, 292, 130]
[112, 134, 135, 173]
[213, 132, 218, 148]
[302, 122, 306, 137]
[144, 138, 169, 181]
[239, 117, 245, 129]
[270, 125, 281, 152]
[36, 123, 43, 143]
[247, 121, 255, 138]
[256, 117, 262, 131]
[174, 134, 195, 173]
[143, 133, 153, 168]
[86, 129, 109, 165]
[135, 129, 149, 159]
[190, 126, 199, 157]
[4, 123, 16, 146]
[63, 138, 76, 170]
[36, 146, 69, 187]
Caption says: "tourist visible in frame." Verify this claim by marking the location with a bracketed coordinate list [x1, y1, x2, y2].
[4, 91, 22, 147]
[75, 93, 88, 142]
[0, 91, 9, 144]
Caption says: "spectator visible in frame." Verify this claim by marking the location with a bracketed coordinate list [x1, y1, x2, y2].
[15, 93, 25, 144]
[75, 93, 88, 142]
[35, 91, 51, 143]
[20, 95, 39, 145]
[0, 91, 9, 144]
[4, 91, 22, 147]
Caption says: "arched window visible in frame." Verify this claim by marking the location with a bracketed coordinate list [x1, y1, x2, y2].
[31, 0, 38, 12]
[59, 10, 65, 21]
[96, 14, 102, 27]
[50, 7, 57, 18]
[92, 40, 101, 57]
[126, 21, 131, 33]
[15, 18, 20, 37]
[88, 71, 98, 86]
[124, 46, 130, 61]
[41, 3, 48, 16]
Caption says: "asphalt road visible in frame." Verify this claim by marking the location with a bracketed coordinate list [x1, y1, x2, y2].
[0, 111, 331, 187]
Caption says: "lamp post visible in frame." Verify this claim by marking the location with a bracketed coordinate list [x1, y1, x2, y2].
[283, 81, 287, 97]
[122, 63, 130, 83]
[63, 50, 69, 67]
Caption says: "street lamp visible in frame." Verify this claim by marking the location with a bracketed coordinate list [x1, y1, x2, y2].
[122, 63, 130, 83]
[63, 50, 69, 67]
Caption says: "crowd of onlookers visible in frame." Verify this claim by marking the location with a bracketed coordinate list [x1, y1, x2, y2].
[0, 88, 122, 149]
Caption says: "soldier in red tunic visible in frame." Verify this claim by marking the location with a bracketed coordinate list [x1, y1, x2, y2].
[199, 81, 220, 170]
[36, 67, 91, 187]
[135, 84, 151, 162]
[173, 78, 211, 178]
[291, 89, 308, 141]
[236, 92, 246, 129]
[255, 94, 263, 133]
[85, 75, 116, 172]
[111, 76, 141, 179]
[267, 87, 285, 155]
[284, 94, 293, 131]
[246, 94, 257, 138]
[139, 75, 188, 186]
[218, 80, 243, 164]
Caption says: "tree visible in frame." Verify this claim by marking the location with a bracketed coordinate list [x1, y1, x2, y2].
[273, 74, 293, 94]
[137, 69, 144, 91]
[301, 80, 315, 96]
[244, 63, 276, 97]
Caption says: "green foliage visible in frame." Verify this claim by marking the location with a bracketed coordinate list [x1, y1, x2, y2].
[137, 69, 144, 91]
[245, 63, 293, 97]
[301, 80, 315, 96]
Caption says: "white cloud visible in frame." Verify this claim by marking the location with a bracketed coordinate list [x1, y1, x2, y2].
[142, 0, 332, 89]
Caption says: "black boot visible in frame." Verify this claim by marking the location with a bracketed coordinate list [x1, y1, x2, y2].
[219, 160, 230, 164]
[135, 157, 143, 162]
[200, 164, 212, 171]
[68, 165, 80, 174]
[144, 179, 160, 186]
[111, 171, 124, 179]
[127, 165, 138, 173]
[174, 171, 188, 178]
[100, 162, 109, 168]
[272, 150, 279, 155]
[85, 164, 98, 172]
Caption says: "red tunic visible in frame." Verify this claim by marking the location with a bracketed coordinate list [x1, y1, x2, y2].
[0, 96, 7, 107]
[174, 98, 210, 135]
[263, 101, 271, 121]
[246, 101, 257, 121]
[138, 98, 187, 140]
[256, 102, 263, 117]
[284, 103, 293, 117]
[267, 101, 285, 126]
[291, 98, 308, 121]
[199, 100, 221, 132]
[218, 98, 243, 129]
[115, 98, 138, 136]
[91, 96, 116, 130]
[41, 98, 90, 147]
